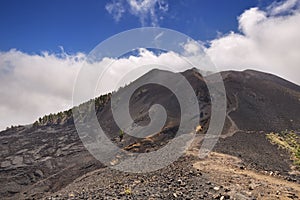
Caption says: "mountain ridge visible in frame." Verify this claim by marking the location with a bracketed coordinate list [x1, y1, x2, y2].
[1, 68, 300, 199]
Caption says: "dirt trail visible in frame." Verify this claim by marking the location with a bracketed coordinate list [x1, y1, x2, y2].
[222, 92, 241, 138]
[190, 151, 300, 200]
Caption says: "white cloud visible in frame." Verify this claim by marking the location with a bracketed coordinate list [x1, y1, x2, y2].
[105, 0, 125, 22]
[0, 48, 194, 131]
[206, 1, 300, 85]
[268, 0, 300, 15]
[0, 50, 84, 130]
[105, 0, 168, 26]
[238, 8, 267, 36]
[182, 39, 202, 56]
[127, 0, 168, 26]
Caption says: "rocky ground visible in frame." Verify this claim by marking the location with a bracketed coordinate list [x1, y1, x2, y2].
[3, 126, 299, 200]
[0, 124, 103, 199]
[214, 131, 298, 179]
[42, 144, 300, 200]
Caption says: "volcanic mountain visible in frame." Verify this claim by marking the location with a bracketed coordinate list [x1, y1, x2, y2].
[0, 68, 299, 199]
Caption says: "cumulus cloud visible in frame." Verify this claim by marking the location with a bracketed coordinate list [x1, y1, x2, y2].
[105, 0, 168, 26]
[0, 50, 84, 130]
[0, 47, 194, 131]
[182, 39, 202, 56]
[206, 1, 300, 85]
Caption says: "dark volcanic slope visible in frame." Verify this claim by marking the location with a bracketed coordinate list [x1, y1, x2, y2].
[0, 68, 300, 199]
[222, 70, 300, 131]
[215, 70, 300, 176]
[214, 131, 293, 174]
[0, 116, 104, 199]
[97, 68, 211, 151]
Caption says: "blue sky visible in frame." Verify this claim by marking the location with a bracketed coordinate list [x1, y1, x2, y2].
[0, 0, 273, 54]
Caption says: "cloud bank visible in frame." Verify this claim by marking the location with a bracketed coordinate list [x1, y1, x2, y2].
[0, 48, 193, 131]
[206, 0, 300, 85]
[1, 0, 300, 131]
[0, 50, 83, 130]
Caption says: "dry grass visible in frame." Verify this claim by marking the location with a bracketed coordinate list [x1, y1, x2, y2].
[267, 130, 300, 168]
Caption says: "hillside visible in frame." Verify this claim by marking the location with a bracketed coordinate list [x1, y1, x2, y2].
[0, 68, 300, 199]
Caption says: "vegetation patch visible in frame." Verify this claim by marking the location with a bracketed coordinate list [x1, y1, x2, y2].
[266, 130, 300, 168]
[32, 93, 111, 127]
